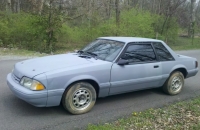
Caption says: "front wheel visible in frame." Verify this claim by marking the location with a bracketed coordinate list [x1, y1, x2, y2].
[62, 82, 96, 115]
[163, 71, 184, 95]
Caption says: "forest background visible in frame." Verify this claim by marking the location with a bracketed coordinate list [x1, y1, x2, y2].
[0, 0, 199, 53]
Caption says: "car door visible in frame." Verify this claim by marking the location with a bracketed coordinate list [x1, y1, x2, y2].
[109, 42, 162, 95]
[152, 42, 176, 86]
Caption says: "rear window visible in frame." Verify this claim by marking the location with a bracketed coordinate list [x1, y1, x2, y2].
[153, 42, 174, 61]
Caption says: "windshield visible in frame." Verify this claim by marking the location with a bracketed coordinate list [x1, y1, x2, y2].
[81, 39, 124, 62]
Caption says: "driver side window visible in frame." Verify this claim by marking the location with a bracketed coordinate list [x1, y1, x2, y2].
[122, 43, 156, 63]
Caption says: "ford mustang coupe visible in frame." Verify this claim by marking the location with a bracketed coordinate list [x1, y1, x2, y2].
[7, 37, 198, 114]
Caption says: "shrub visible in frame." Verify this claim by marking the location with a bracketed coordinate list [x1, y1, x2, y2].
[0, 11, 62, 52]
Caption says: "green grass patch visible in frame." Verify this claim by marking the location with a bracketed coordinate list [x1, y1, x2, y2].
[54, 37, 200, 53]
[87, 97, 200, 130]
[0, 48, 48, 57]
[168, 37, 200, 50]
[1, 37, 200, 57]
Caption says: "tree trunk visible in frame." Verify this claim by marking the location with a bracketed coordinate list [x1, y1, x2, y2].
[17, 0, 20, 13]
[31, 0, 37, 13]
[161, 15, 169, 35]
[107, 0, 112, 19]
[127, 0, 130, 10]
[158, 0, 162, 14]
[161, 0, 173, 35]
[37, 0, 44, 15]
[47, 0, 53, 52]
[188, 0, 196, 39]
[152, 0, 155, 13]
[115, 0, 120, 35]
[11, 0, 20, 13]
[27, 0, 44, 14]
[6, 0, 12, 12]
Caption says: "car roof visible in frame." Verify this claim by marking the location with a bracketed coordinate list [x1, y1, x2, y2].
[98, 37, 163, 43]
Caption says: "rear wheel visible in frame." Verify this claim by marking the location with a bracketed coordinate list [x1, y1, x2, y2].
[163, 71, 184, 95]
[62, 82, 96, 114]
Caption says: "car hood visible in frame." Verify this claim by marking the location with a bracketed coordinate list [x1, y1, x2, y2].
[13, 53, 93, 78]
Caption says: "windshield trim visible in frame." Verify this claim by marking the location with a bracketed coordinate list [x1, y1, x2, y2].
[112, 42, 127, 63]
[97, 38, 126, 44]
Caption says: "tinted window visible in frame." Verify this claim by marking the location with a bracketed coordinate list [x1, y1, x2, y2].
[153, 42, 174, 61]
[122, 44, 156, 63]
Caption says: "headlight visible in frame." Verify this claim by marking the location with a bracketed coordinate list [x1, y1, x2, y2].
[20, 77, 45, 91]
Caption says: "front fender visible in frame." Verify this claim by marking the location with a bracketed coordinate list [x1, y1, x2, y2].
[64, 75, 100, 89]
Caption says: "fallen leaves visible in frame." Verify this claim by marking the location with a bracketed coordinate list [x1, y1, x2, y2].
[87, 97, 200, 130]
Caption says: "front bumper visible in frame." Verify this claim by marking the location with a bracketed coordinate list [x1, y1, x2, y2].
[7, 73, 47, 107]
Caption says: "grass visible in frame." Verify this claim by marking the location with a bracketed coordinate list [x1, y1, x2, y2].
[87, 96, 200, 130]
[0, 48, 48, 57]
[0, 43, 84, 57]
[168, 37, 200, 50]
[0, 37, 199, 57]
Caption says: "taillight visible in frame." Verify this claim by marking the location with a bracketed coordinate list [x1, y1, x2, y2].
[195, 61, 198, 68]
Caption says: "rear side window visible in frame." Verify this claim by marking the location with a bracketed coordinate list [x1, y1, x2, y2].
[153, 42, 174, 61]
[122, 44, 156, 63]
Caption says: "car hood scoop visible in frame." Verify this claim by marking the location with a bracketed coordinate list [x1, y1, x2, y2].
[14, 53, 92, 78]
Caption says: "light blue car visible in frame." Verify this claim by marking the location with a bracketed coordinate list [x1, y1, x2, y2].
[7, 37, 199, 114]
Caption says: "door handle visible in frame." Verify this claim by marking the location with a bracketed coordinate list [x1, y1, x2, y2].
[154, 65, 159, 68]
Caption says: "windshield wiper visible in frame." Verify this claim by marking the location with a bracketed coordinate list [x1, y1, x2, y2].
[77, 50, 84, 54]
[86, 52, 98, 57]
[85, 52, 98, 60]
[77, 50, 97, 56]
[77, 50, 98, 59]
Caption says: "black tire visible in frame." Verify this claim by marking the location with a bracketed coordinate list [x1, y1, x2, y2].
[163, 71, 184, 95]
[62, 82, 96, 115]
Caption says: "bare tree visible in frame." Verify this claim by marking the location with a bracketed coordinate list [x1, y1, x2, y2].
[160, 0, 187, 34]
[188, 0, 196, 39]
[27, 0, 45, 14]
[115, 0, 120, 35]
[11, 0, 21, 13]
[6, 0, 12, 12]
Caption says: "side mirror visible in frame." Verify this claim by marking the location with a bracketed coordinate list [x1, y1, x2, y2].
[118, 59, 129, 65]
